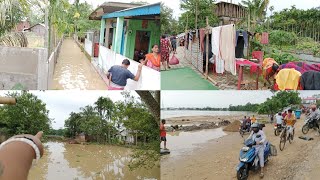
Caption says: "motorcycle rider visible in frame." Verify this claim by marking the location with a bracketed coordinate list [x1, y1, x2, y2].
[247, 123, 267, 178]
[308, 104, 320, 132]
[284, 109, 296, 138]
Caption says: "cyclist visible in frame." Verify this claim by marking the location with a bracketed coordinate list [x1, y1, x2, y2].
[284, 109, 296, 139]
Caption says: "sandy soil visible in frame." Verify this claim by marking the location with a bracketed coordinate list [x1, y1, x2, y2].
[51, 38, 107, 90]
[165, 115, 268, 126]
[161, 114, 320, 180]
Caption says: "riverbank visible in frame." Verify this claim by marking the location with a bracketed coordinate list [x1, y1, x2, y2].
[164, 114, 269, 132]
[161, 114, 320, 180]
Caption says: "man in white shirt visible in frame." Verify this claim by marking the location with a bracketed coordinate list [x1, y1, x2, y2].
[276, 112, 283, 125]
[247, 123, 267, 178]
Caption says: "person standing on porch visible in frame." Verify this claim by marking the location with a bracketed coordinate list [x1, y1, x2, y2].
[161, 35, 172, 70]
[145, 44, 160, 71]
[107, 59, 145, 90]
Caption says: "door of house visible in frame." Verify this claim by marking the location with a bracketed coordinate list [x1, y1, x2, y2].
[133, 30, 151, 61]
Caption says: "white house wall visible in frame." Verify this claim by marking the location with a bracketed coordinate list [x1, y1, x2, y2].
[98, 45, 160, 90]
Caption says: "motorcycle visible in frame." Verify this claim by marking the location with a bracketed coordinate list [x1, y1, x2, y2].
[274, 123, 285, 136]
[302, 117, 319, 134]
[236, 137, 271, 180]
[239, 124, 251, 137]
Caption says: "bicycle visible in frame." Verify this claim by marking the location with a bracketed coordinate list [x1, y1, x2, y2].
[279, 125, 295, 151]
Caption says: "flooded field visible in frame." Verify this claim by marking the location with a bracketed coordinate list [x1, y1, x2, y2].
[29, 142, 160, 180]
[51, 39, 107, 90]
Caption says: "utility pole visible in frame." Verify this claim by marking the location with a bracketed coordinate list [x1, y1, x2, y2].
[45, 0, 49, 50]
[195, 0, 198, 33]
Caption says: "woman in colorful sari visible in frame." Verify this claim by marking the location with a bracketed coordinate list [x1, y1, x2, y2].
[262, 58, 279, 86]
[161, 35, 172, 70]
[145, 44, 160, 71]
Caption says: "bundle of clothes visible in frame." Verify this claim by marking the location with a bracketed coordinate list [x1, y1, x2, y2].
[263, 59, 320, 90]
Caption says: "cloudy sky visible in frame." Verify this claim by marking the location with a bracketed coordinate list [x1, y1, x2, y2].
[161, 91, 320, 108]
[76, 0, 320, 19]
[0, 91, 137, 130]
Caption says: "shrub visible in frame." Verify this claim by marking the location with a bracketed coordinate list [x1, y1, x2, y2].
[269, 30, 297, 48]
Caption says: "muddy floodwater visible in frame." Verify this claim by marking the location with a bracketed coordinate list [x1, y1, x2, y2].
[28, 142, 160, 180]
[51, 39, 107, 90]
[163, 128, 227, 159]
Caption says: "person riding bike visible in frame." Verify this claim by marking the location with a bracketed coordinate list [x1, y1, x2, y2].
[276, 112, 284, 126]
[247, 123, 267, 178]
[284, 109, 296, 139]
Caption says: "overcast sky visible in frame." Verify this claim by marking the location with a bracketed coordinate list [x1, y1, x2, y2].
[0, 91, 137, 130]
[161, 91, 320, 108]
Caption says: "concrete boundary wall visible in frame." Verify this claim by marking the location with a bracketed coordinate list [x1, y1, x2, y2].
[85, 38, 93, 57]
[0, 38, 63, 90]
[0, 46, 47, 89]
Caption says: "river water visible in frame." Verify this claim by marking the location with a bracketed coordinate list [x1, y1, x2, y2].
[28, 142, 160, 180]
[163, 128, 227, 159]
[161, 110, 252, 119]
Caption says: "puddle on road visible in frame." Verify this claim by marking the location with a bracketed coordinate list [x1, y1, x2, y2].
[28, 142, 159, 180]
[164, 128, 227, 158]
[51, 39, 107, 90]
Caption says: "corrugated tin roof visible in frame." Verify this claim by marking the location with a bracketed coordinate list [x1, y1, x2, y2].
[89, 2, 141, 20]
[102, 2, 160, 19]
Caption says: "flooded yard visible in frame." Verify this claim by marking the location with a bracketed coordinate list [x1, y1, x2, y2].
[28, 142, 160, 180]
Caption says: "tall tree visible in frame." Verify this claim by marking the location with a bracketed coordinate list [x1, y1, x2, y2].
[0, 91, 51, 136]
[136, 91, 160, 126]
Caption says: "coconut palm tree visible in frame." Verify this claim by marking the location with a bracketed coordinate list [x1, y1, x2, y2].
[241, 0, 270, 31]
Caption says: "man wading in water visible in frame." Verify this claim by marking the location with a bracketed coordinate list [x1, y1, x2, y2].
[107, 59, 145, 90]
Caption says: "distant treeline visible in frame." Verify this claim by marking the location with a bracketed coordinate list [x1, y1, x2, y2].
[163, 92, 302, 115]
[162, 103, 259, 112]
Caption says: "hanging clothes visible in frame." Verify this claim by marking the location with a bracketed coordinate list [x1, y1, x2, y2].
[203, 33, 213, 72]
[220, 24, 236, 75]
[261, 32, 269, 44]
[212, 26, 224, 74]
[236, 30, 248, 47]
[235, 36, 245, 58]
[255, 33, 262, 42]
[199, 28, 206, 52]
[185, 33, 189, 50]
[189, 31, 193, 42]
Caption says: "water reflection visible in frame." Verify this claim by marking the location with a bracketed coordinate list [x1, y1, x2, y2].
[28, 142, 160, 180]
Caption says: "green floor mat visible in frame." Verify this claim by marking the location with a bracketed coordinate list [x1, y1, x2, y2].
[161, 67, 218, 90]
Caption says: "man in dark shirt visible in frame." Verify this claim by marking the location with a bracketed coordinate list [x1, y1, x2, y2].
[107, 59, 144, 90]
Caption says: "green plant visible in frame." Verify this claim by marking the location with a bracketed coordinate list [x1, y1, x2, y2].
[265, 49, 298, 65]
[269, 30, 297, 48]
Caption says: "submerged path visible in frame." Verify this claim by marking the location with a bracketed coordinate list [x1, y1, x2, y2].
[50, 38, 106, 90]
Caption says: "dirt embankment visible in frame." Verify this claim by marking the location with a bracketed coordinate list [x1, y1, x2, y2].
[162, 115, 320, 180]
[165, 115, 268, 132]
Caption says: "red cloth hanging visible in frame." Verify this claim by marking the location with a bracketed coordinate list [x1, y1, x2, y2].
[199, 28, 206, 52]
[261, 32, 269, 44]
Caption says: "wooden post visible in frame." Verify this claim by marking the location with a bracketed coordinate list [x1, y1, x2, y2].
[247, 9, 250, 59]
[205, 16, 209, 79]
